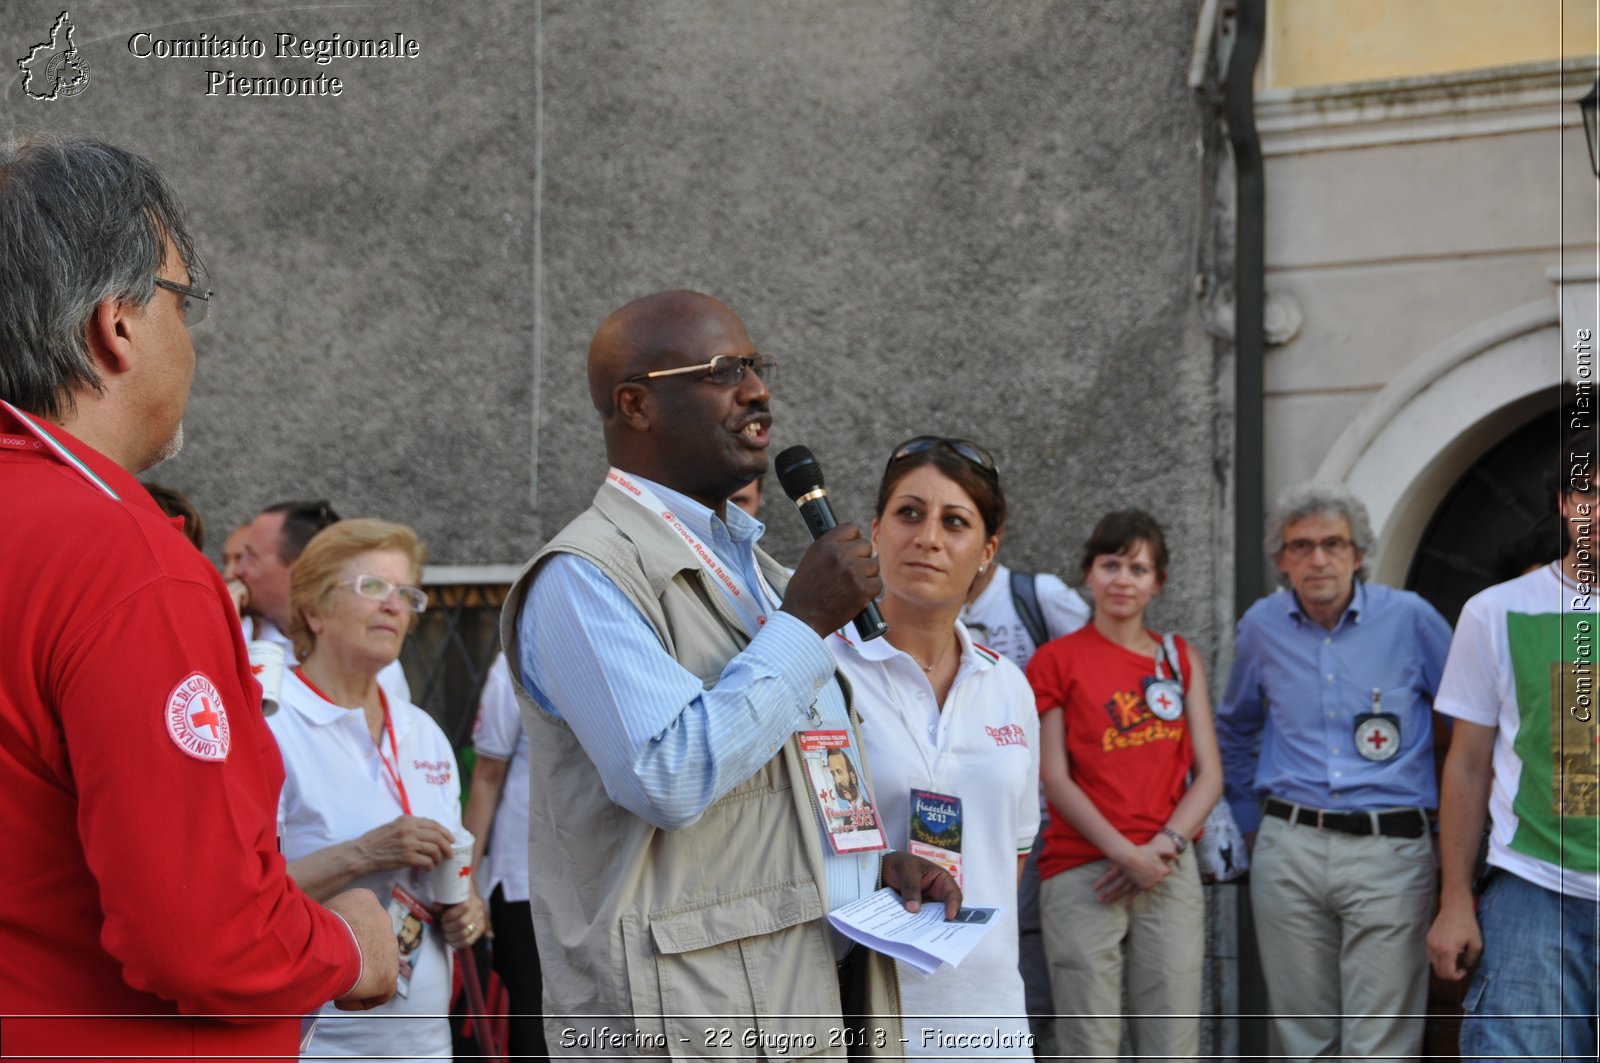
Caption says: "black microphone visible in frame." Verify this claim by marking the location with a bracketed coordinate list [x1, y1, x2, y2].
[774, 445, 889, 642]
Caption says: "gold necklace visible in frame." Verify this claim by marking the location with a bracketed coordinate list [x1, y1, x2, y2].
[909, 638, 953, 674]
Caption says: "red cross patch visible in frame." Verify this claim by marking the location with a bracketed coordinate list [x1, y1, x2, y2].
[1353, 715, 1400, 762]
[165, 672, 231, 762]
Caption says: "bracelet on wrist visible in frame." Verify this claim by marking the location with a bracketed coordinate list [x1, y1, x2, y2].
[1159, 827, 1188, 854]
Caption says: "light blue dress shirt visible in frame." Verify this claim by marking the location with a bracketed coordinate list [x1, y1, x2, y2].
[516, 475, 877, 909]
[1216, 581, 1453, 833]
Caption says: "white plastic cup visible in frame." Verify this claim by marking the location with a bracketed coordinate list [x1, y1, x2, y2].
[431, 828, 475, 904]
[247, 640, 287, 717]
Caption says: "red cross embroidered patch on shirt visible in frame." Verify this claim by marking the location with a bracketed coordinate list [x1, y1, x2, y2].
[165, 672, 231, 761]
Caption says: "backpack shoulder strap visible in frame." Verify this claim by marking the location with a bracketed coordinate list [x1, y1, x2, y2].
[1009, 570, 1049, 649]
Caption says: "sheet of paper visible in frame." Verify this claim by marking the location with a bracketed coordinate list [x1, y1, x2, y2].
[826, 887, 999, 975]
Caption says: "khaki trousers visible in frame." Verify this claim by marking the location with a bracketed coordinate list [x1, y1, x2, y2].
[1040, 848, 1204, 1061]
[1249, 812, 1435, 1063]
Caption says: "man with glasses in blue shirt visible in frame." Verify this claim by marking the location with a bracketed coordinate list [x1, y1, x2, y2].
[1217, 483, 1452, 1062]
[500, 290, 958, 1057]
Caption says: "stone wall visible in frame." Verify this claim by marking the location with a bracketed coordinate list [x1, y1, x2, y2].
[5, 0, 1221, 645]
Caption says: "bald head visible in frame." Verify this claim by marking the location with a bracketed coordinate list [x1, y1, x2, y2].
[587, 290, 751, 417]
[584, 289, 773, 512]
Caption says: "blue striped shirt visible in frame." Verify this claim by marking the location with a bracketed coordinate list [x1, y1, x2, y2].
[1216, 582, 1453, 833]
[515, 476, 876, 910]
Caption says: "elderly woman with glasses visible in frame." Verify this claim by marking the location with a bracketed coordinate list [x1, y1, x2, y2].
[827, 437, 1039, 1059]
[266, 519, 483, 1062]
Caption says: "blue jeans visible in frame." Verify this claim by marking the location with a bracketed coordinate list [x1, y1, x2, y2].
[1461, 870, 1599, 1063]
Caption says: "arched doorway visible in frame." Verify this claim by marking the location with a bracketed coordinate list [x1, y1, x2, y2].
[1316, 298, 1563, 585]
[1406, 398, 1566, 624]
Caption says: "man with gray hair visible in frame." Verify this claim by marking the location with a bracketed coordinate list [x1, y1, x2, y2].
[0, 133, 396, 1057]
[1216, 483, 1452, 1061]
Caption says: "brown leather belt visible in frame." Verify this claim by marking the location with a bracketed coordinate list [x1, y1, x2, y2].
[1263, 797, 1430, 838]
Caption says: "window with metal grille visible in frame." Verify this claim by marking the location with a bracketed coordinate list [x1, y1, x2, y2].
[398, 583, 509, 752]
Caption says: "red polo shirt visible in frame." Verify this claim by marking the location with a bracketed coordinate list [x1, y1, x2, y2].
[0, 405, 360, 1060]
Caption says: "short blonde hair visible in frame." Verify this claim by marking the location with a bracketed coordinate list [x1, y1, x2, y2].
[288, 518, 425, 661]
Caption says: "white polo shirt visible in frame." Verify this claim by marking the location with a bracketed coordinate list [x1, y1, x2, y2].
[472, 654, 531, 902]
[830, 621, 1041, 1060]
[268, 670, 464, 1062]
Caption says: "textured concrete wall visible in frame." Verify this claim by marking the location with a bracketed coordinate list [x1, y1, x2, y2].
[4, 0, 539, 565]
[537, 0, 1220, 644]
[4, 0, 1220, 644]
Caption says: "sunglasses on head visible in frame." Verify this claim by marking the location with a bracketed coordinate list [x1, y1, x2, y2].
[886, 436, 998, 479]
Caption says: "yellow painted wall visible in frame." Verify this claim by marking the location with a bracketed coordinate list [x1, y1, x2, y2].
[1266, 0, 1598, 89]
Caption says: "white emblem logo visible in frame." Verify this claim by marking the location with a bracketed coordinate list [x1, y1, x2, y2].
[1144, 679, 1185, 721]
[18, 12, 92, 101]
[165, 672, 231, 762]
[1354, 716, 1400, 762]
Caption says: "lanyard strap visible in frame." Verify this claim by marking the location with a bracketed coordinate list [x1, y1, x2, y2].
[604, 467, 776, 638]
[296, 669, 412, 815]
[375, 690, 412, 815]
[0, 399, 120, 500]
[1152, 633, 1184, 688]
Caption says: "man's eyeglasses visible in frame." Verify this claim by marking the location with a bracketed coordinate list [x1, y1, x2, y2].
[626, 354, 777, 389]
[886, 436, 998, 479]
[155, 268, 214, 326]
[1281, 536, 1356, 559]
[336, 574, 429, 613]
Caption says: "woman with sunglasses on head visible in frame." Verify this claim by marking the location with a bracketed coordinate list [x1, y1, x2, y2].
[1024, 510, 1222, 1061]
[265, 519, 484, 1062]
[828, 437, 1039, 1060]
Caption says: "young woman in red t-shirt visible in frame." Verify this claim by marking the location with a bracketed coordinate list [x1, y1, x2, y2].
[1024, 510, 1223, 1061]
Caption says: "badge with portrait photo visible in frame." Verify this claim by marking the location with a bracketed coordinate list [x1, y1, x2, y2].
[799, 730, 887, 854]
[387, 884, 434, 999]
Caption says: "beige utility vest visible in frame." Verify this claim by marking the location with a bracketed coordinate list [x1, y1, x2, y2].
[500, 484, 899, 1059]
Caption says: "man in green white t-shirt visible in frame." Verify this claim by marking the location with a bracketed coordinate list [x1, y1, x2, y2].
[1427, 442, 1599, 1063]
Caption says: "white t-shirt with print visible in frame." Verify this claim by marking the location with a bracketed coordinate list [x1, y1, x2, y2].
[1434, 564, 1599, 900]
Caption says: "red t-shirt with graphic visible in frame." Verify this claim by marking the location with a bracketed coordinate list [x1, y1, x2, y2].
[1026, 625, 1195, 878]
